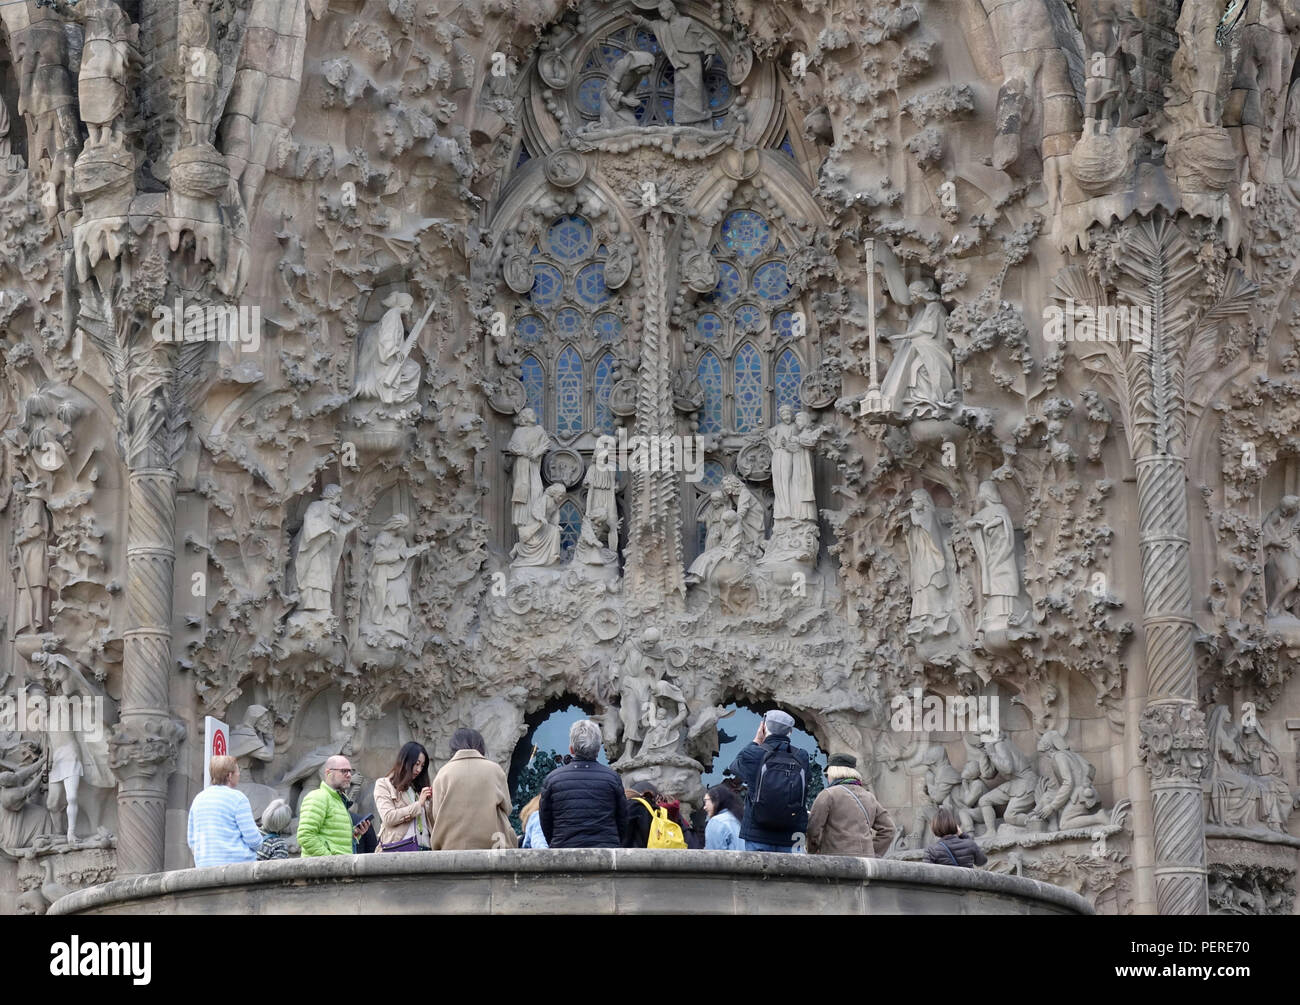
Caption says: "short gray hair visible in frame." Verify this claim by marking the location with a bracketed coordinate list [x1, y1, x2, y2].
[262, 798, 293, 833]
[569, 719, 603, 760]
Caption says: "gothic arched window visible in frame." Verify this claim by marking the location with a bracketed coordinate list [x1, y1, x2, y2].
[594, 352, 616, 436]
[697, 351, 723, 435]
[734, 343, 763, 432]
[556, 346, 584, 437]
[521, 354, 545, 421]
[559, 499, 582, 557]
[774, 348, 802, 416]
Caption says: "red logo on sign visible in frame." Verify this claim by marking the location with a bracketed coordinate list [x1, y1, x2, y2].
[212, 730, 227, 756]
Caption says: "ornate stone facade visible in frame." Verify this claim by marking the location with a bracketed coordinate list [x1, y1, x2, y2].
[0, 0, 1298, 915]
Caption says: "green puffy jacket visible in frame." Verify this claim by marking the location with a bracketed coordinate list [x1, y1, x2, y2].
[297, 783, 355, 856]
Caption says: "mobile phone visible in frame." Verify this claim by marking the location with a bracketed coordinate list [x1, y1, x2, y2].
[356, 814, 373, 827]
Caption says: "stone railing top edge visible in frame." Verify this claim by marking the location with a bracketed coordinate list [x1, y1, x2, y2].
[48, 849, 1094, 915]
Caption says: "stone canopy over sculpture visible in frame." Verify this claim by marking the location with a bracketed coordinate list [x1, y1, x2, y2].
[3, 0, 1300, 920]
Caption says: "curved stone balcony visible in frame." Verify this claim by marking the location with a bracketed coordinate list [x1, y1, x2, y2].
[48, 849, 1093, 915]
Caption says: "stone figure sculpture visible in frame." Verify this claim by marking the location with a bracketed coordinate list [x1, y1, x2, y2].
[351, 293, 430, 410]
[686, 494, 751, 609]
[1263, 496, 1300, 616]
[72, 0, 138, 146]
[767, 406, 819, 523]
[31, 656, 115, 843]
[0, 740, 54, 855]
[599, 50, 655, 129]
[722, 475, 764, 561]
[178, 3, 220, 146]
[574, 512, 618, 568]
[879, 280, 955, 422]
[511, 483, 567, 567]
[229, 705, 276, 765]
[890, 737, 961, 847]
[609, 627, 681, 763]
[903, 489, 957, 639]
[633, 1, 717, 127]
[1206, 706, 1293, 832]
[13, 481, 51, 635]
[585, 440, 619, 551]
[360, 514, 430, 644]
[1030, 730, 1111, 830]
[507, 408, 555, 533]
[292, 485, 357, 615]
[966, 481, 1022, 633]
[977, 731, 1040, 833]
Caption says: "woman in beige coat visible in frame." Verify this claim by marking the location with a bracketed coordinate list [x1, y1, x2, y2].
[806, 752, 896, 856]
[374, 741, 435, 851]
[429, 729, 517, 850]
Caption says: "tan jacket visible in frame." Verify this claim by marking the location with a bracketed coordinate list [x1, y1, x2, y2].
[373, 775, 435, 849]
[806, 782, 896, 857]
[429, 749, 516, 850]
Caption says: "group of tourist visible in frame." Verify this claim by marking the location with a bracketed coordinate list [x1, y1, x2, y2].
[186, 709, 985, 869]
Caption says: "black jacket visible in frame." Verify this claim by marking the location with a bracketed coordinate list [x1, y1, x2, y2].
[924, 832, 987, 867]
[539, 758, 628, 848]
[727, 736, 811, 846]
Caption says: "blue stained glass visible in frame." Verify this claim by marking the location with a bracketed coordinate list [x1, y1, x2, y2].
[531, 264, 563, 307]
[697, 351, 723, 435]
[700, 460, 725, 489]
[515, 315, 544, 344]
[635, 30, 661, 53]
[575, 263, 610, 306]
[578, 77, 603, 115]
[734, 343, 763, 432]
[696, 313, 723, 340]
[773, 310, 800, 338]
[555, 307, 583, 338]
[556, 346, 583, 437]
[660, 96, 674, 122]
[734, 303, 762, 332]
[779, 133, 796, 159]
[548, 215, 594, 262]
[594, 312, 623, 341]
[753, 261, 791, 302]
[520, 355, 544, 423]
[559, 500, 582, 558]
[707, 262, 742, 305]
[516, 146, 531, 169]
[697, 522, 708, 555]
[707, 74, 731, 110]
[599, 44, 625, 67]
[594, 353, 615, 435]
[775, 348, 803, 416]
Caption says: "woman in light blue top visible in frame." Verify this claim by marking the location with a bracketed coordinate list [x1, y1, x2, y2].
[703, 784, 744, 850]
[521, 795, 548, 848]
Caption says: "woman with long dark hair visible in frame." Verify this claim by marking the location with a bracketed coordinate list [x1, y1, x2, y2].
[704, 783, 744, 850]
[373, 741, 433, 851]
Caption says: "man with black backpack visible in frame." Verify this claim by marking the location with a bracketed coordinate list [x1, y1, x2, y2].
[726, 709, 810, 852]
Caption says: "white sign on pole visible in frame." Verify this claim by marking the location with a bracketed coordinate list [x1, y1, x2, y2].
[203, 716, 229, 789]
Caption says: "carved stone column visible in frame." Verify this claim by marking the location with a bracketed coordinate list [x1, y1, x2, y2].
[110, 468, 184, 876]
[624, 205, 686, 612]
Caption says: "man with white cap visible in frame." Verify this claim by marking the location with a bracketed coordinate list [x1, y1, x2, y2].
[726, 709, 811, 852]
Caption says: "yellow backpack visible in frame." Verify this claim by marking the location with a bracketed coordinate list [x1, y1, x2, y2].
[632, 797, 688, 849]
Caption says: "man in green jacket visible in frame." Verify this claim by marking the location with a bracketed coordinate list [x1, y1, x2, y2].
[298, 756, 369, 856]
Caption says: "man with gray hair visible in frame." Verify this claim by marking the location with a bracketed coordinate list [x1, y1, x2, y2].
[726, 709, 811, 852]
[539, 720, 628, 848]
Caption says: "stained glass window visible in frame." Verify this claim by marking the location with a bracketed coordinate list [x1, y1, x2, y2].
[707, 263, 742, 305]
[594, 312, 623, 341]
[773, 310, 800, 338]
[516, 146, 532, 169]
[559, 500, 582, 557]
[700, 461, 725, 489]
[520, 355, 545, 422]
[734, 303, 762, 332]
[779, 133, 796, 159]
[775, 348, 802, 416]
[753, 261, 791, 302]
[697, 351, 723, 435]
[696, 313, 723, 340]
[531, 264, 563, 307]
[594, 353, 615, 436]
[547, 216, 594, 262]
[554, 307, 583, 338]
[575, 263, 610, 306]
[556, 346, 583, 437]
[734, 343, 763, 432]
[721, 210, 772, 263]
[516, 315, 544, 344]
[577, 77, 604, 115]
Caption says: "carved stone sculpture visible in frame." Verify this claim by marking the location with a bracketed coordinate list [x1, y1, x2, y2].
[360, 515, 430, 645]
[1263, 496, 1300, 616]
[12, 481, 51, 636]
[507, 409, 555, 537]
[1030, 730, 1111, 830]
[229, 705, 275, 766]
[351, 294, 429, 415]
[977, 731, 1041, 833]
[584, 440, 619, 551]
[903, 489, 957, 640]
[878, 280, 955, 422]
[291, 486, 356, 616]
[599, 51, 655, 129]
[966, 481, 1024, 634]
[511, 483, 566, 568]
[1206, 706, 1294, 832]
[632, 2, 716, 127]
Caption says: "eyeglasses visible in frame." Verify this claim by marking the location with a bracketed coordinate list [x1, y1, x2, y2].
[329, 768, 355, 775]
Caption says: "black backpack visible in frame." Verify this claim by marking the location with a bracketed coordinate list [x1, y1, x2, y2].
[750, 743, 806, 830]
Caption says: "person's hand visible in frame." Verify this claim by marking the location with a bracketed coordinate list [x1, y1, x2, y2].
[418, 786, 432, 805]
[754, 721, 767, 744]
[353, 819, 371, 838]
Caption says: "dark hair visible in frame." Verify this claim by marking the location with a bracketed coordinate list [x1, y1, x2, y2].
[706, 784, 744, 820]
[931, 808, 959, 838]
[387, 741, 431, 793]
[450, 728, 486, 756]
